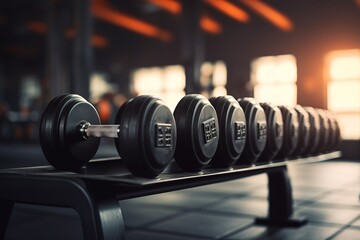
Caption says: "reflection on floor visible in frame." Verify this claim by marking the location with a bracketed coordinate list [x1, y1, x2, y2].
[5, 160, 360, 240]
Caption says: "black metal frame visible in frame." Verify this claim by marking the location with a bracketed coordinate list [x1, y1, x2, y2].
[0, 152, 340, 240]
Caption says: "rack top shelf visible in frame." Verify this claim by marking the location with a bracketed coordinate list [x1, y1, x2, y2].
[0, 152, 341, 189]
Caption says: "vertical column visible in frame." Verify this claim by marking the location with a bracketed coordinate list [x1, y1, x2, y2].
[0, 200, 14, 239]
[255, 166, 307, 227]
[181, 0, 204, 94]
[46, 0, 69, 102]
[72, 0, 93, 99]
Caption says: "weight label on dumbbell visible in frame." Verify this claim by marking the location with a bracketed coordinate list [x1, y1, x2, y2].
[202, 118, 217, 143]
[156, 123, 172, 148]
[235, 121, 246, 140]
[276, 123, 283, 138]
[257, 122, 267, 140]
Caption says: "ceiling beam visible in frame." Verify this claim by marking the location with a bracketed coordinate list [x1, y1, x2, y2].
[204, 0, 249, 23]
[239, 0, 293, 32]
[92, 0, 173, 42]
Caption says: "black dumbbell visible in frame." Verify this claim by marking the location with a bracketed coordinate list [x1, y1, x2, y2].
[209, 95, 246, 168]
[292, 105, 311, 157]
[302, 107, 321, 155]
[237, 98, 267, 164]
[274, 106, 299, 160]
[257, 102, 283, 163]
[173, 94, 219, 172]
[324, 110, 340, 151]
[39, 94, 177, 178]
[316, 108, 331, 153]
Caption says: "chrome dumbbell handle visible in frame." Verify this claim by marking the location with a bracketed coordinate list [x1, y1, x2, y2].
[80, 122, 119, 139]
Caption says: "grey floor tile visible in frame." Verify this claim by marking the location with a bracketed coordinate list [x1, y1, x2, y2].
[119, 204, 180, 228]
[350, 217, 360, 228]
[148, 212, 252, 238]
[207, 197, 268, 217]
[126, 230, 202, 240]
[224, 225, 278, 240]
[181, 177, 266, 196]
[288, 162, 360, 188]
[225, 224, 341, 240]
[295, 205, 360, 225]
[311, 191, 360, 207]
[247, 187, 268, 198]
[5, 204, 83, 240]
[330, 227, 360, 240]
[123, 191, 222, 210]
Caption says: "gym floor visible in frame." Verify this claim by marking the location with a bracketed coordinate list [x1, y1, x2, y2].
[3, 157, 360, 240]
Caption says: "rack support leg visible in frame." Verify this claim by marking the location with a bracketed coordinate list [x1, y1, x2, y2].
[255, 166, 307, 227]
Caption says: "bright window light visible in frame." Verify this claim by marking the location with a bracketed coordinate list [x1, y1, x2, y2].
[328, 49, 360, 80]
[326, 49, 360, 140]
[90, 73, 112, 102]
[328, 81, 360, 112]
[251, 54, 297, 106]
[213, 60, 227, 86]
[254, 84, 297, 107]
[163, 65, 186, 91]
[132, 65, 186, 111]
[132, 67, 162, 94]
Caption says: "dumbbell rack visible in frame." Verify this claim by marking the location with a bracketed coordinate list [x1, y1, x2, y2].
[0, 151, 340, 240]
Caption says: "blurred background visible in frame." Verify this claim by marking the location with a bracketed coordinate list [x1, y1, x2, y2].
[0, 0, 359, 168]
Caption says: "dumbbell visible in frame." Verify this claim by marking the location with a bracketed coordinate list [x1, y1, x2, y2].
[274, 106, 299, 160]
[302, 107, 321, 155]
[209, 96, 246, 168]
[257, 102, 283, 163]
[316, 108, 330, 153]
[237, 98, 267, 164]
[39, 94, 177, 178]
[324, 110, 340, 151]
[292, 105, 311, 157]
[173, 94, 219, 172]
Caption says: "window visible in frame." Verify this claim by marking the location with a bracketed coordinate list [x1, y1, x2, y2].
[326, 49, 360, 140]
[131, 65, 186, 112]
[200, 60, 227, 97]
[251, 54, 297, 106]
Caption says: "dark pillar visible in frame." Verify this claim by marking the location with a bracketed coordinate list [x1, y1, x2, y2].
[71, 0, 92, 99]
[181, 0, 204, 94]
[46, 0, 69, 102]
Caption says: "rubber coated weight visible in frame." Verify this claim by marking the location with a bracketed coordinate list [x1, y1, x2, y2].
[333, 116, 341, 151]
[303, 107, 321, 155]
[274, 106, 299, 160]
[114, 96, 177, 178]
[174, 94, 219, 171]
[209, 96, 246, 167]
[316, 109, 331, 153]
[39, 94, 101, 171]
[292, 105, 311, 157]
[258, 103, 283, 163]
[237, 98, 267, 164]
[324, 110, 340, 151]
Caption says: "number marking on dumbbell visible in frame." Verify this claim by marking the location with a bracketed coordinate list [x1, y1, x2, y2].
[202, 118, 217, 143]
[235, 121, 246, 140]
[276, 123, 283, 138]
[257, 122, 267, 140]
[156, 123, 173, 148]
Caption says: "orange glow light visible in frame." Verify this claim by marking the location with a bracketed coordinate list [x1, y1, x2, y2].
[27, 21, 47, 34]
[200, 15, 222, 34]
[239, 0, 293, 32]
[92, 3, 173, 42]
[356, 0, 360, 7]
[205, 0, 249, 23]
[66, 29, 108, 48]
[27, 21, 108, 48]
[146, 0, 182, 15]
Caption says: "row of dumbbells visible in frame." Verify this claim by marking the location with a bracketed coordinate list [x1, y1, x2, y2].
[39, 94, 340, 178]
